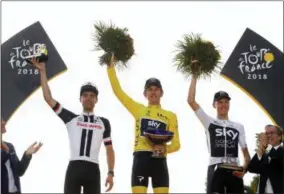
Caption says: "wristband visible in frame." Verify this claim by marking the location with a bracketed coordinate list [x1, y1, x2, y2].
[108, 170, 114, 177]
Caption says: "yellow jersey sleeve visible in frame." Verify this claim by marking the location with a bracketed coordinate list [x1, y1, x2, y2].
[107, 66, 142, 118]
[166, 113, 180, 153]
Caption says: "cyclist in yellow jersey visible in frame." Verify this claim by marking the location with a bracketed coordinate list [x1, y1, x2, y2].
[106, 55, 180, 194]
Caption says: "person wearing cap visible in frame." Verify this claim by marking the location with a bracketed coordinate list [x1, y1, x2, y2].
[187, 74, 250, 194]
[29, 58, 115, 194]
[106, 55, 180, 194]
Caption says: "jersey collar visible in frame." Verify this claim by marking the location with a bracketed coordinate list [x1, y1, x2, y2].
[147, 104, 161, 108]
[82, 112, 94, 116]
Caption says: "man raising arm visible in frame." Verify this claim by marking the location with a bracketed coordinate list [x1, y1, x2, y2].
[187, 73, 250, 194]
[106, 55, 180, 194]
[29, 58, 115, 194]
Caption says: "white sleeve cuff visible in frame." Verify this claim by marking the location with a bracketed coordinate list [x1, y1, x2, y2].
[257, 153, 262, 160]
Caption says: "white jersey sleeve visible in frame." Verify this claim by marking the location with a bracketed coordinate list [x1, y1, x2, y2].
[238, 124, 247, 148]
[194, 107, 213, 130]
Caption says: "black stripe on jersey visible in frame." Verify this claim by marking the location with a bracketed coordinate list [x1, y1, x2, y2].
[83, 115, 88, 122]
[89, 115, 94, 123]
[52, 102, 77, 124]
[100, 117, 112, 146]
[80, 129, 87, 156]
[85, 130, 93, 157]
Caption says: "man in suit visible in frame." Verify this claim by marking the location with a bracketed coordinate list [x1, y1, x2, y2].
[1, 118, 43, 194]
[248, 124, 283, 194]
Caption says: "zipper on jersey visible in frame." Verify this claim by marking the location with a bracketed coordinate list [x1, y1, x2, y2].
[82, 115, 90, 157]
[224, 126, 227, 161]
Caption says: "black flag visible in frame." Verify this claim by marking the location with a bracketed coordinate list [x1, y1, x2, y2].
[1, 21, 67, 122]
[221, 28, 284, 130]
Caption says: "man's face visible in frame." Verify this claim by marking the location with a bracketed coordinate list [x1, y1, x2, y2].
[1, 119, 6, 134]
[214, 98, 230, 117]
[80, 91, 97, 111]
[265, 125, 281, 146]
[144, 86, 163, 105]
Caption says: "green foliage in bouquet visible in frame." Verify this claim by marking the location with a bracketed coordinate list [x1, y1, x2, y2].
[93, 21, 135, 67]
[173, 33, 221, 79]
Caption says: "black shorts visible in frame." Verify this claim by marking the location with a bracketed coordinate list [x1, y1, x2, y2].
[131, 151, 169, 188]
[64, 160, 100, 194]
[206, 163, 244, 194]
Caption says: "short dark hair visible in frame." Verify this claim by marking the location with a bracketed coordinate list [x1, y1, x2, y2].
[80, 82, 98, 97]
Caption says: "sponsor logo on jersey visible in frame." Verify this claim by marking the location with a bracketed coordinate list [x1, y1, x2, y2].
[146, 110, 151, 116]
[215, 128, 239, 140]
[214, 139, 237, 148]
[208, 124, 240, 157]
[77, 122, 102, 129]
[137, 176, 144, 182]
[77, 117, 83, 122]
[157, 112, 168, 120]
[148, 120, 161, 128]
[140, 118, 167, 131]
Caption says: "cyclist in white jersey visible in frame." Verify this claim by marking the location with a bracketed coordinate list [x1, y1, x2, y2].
[187, 74, 251, 194]
[29, 58, 115, 194]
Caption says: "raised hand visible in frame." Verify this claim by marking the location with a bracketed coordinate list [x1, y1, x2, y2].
[255, 132, 268, 156]
[28, 57, 46, 72]
[191, 56, 199, 78]
[191, 56, 199, 64]
[25, 142, 43, 156]
[108, 53, 116, 68]
[259, 133, 268, 148]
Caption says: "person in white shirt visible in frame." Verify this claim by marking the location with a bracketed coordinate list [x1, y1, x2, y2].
[1, 118, 42, 194]
[29, 57, 115, 194]
[248, 124, 283, 194]
[187, 74, 251, 194]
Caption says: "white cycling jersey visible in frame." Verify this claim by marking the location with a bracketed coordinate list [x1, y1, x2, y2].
[53, 102, 112, 164]
[195, 107, 247, 165]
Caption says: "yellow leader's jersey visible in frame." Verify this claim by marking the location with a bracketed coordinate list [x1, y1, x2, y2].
[107, 66, 180, 154]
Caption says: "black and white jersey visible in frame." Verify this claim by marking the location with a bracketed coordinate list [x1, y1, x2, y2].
[52, 102, 112, 164]
[195, 107, 247, 165]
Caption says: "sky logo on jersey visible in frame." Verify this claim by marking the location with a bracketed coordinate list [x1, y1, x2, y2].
[148, 120, 161, 128]
[140, 118, 167, 132]
[209, 124, 239, 157]
[215, 128, 239, 140]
